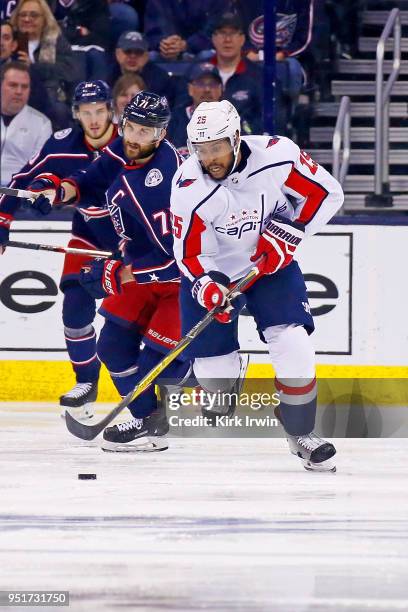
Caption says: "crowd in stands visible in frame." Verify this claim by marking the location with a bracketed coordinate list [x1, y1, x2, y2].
[1, 0, 364, 186]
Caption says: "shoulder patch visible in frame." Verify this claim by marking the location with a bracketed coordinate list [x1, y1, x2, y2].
[176, 173, 196, 188]
[145, 168, 163, 187]
[54, 128, 72, 140]
[267, 137, 280, 148]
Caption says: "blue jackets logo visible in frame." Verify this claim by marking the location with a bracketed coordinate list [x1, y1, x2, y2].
[108, 201, 127, 238]
[54, 128, 72, 140]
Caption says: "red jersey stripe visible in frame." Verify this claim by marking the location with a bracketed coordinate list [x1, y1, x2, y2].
[285, 168, 328, 224]
[182, 212, 206, 277]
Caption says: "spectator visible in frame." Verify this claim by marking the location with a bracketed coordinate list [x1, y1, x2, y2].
[1, 20, 17, 63]
[112, 72, 145, 122]
[1, 61, 52, 185]
[1, 20, 54, 119]
[167, 62, 222, 153]
[107, 0, 140, 48]
[210, 13, 263, 134]
[110, 31, 174, 103]
[49, 0, 110, 81]
[9, 0, 79, 126]
[144, 0, 227, 61]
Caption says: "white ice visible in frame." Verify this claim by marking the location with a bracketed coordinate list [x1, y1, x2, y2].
[1, 402, 408, 612]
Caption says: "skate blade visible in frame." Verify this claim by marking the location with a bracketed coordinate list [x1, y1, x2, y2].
[61, 402, 95, 423]
[101, 436, 168, 453]
[301, 458, 337, 473]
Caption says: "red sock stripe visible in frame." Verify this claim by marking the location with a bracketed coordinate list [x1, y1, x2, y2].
[275, 377, 316, 395]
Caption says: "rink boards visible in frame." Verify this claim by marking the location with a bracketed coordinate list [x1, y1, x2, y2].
[0, 219, 407, 401]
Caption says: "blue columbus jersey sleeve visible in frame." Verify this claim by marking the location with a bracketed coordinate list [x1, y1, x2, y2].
[106, 139, 182, 283]
[0, 127, 90, 216]
[69, 136, 128, 207]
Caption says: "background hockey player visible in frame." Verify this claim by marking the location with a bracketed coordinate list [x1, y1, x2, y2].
[37, 92, 191, 452]
[0, 80, 119, 419]
[170, 100, 344, 472]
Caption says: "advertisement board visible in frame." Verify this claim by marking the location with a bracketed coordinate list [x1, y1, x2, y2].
[1, 221, 407, 366]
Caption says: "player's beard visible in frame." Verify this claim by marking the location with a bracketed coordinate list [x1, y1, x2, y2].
[83, 119, 111, 141]
[124, 139, 157, 162]
[203, 153, 235, 181]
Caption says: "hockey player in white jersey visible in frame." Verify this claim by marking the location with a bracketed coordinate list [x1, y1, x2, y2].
[170, 100, 344, 472]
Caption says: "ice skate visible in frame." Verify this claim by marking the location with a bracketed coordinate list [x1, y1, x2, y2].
[287, 432, 336, 472]
[201, 353, 249, 425]
[60, 381, 98, 422]
[101, 409, 169, 452]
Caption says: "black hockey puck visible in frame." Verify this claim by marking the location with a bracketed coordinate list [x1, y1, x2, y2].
[78, 473, 97, 480]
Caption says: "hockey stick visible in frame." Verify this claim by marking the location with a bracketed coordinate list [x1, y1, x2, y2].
[65, 263, 262, 440]
[5, 240, 113, 258]
[0, 186, 39, 200]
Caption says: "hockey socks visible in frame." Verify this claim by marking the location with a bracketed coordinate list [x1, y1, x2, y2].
[97, 320, 190, 419]
[64, 324, 100, 383]
[275, 377, 317, 436]
[120, 345, 190, 419]
[62, 284, 99, 383]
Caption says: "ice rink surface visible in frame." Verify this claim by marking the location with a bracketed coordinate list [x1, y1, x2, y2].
[1, 403, 408, 612]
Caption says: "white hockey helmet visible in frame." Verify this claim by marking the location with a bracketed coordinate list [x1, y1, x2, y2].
[187, 100, 241, 173]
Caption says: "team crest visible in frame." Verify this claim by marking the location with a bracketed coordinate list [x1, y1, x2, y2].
[108, 201, 127, 238]
[249, 15, 264, 48]
[176, 174, 196, 188]
[145, 168, 163, 187]
[276, 13, 297, 48]
[54, 128, 72, 140]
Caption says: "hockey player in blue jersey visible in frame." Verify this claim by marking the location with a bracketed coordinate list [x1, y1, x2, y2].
[0, 80, 119, 419]
[30, 92, 191, 452]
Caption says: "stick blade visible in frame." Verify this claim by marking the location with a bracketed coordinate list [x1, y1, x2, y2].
[65, 410, 107, 440]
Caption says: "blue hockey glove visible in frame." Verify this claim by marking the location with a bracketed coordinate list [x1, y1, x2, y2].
[79, 257, 124, 299]
[28, 173, 65, 215]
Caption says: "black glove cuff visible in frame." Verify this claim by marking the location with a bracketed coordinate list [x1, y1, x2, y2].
[207, 270, 230, 288]
[273, 214, 305, 232]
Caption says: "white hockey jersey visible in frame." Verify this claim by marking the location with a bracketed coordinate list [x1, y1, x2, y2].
[170, 135, 344, 282]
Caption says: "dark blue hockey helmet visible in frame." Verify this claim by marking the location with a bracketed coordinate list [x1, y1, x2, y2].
[72, 80, 113, 116]
[119, 91, 171, 135]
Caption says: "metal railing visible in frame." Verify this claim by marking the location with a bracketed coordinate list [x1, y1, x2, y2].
[332, 96, 351, 187]
[374, 8, 401, 195]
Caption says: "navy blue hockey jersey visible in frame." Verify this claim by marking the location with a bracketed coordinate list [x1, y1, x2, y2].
[105, 139, 183, 284]
[0, 126, 117, 222]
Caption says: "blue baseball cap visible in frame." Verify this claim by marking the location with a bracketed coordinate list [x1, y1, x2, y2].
[117, 31, 148, 52]
[189, 63, 222, 84]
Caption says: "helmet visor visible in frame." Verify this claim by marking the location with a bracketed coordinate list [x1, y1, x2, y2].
[189, 138, 233, 161]
[122, 120, 163, 144]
